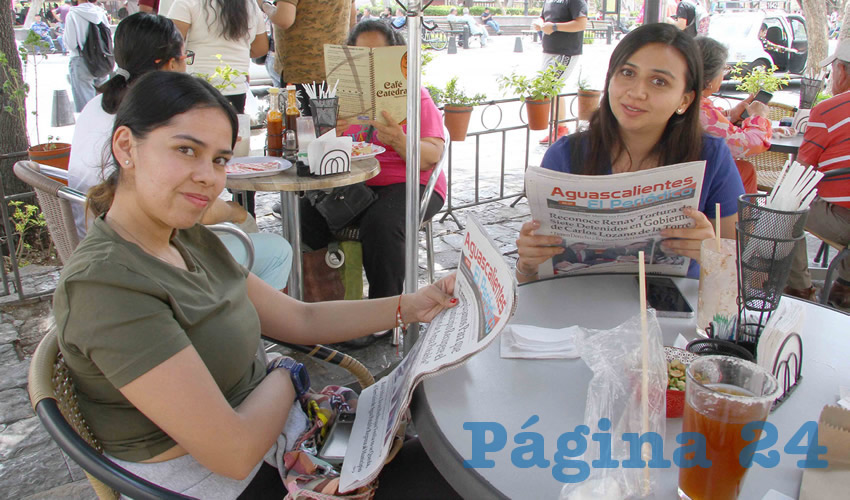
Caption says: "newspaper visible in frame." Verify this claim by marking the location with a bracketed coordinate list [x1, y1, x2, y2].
[339, 216, 517, 492]
[525, 162, 707, 278]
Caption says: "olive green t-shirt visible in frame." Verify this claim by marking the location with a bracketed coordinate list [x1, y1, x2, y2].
[53, 217, 265, 462]
[274, 0, 351, 84]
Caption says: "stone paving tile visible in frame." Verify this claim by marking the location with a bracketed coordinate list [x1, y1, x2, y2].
[21, 479, 95, 500]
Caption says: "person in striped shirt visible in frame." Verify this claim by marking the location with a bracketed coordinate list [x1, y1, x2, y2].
[785, 40, 850, 308]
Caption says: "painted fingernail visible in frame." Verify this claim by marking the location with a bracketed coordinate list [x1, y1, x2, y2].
[450, 298, 458, 304]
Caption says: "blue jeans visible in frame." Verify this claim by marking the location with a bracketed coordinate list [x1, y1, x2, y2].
[219, 232, 292, 290]
[486, 20, 500, 33]
[69, 56, 107, 112]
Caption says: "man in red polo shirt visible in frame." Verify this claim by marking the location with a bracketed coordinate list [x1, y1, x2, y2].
[785, 40, 850, 307]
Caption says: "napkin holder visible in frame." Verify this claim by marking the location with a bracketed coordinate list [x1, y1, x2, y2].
[793, 108, 810, 134]
[308, 130, 352, 176]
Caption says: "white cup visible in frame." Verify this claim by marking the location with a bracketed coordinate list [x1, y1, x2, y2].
[234, 114, 251, 157]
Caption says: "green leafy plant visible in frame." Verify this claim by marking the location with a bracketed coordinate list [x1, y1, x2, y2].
[729, 61, 790, 94]
[498, 62, 567, 102]
[45, 135, 62, 150]
[577, 71, 599, 92]
[0, 51, 30, 139]
[1, 31, 51, 145]
[7, 201, 47, 265]
[813, 90, 831, 107]
[433, 77, 486, 107]
[194, 54, 248, 92]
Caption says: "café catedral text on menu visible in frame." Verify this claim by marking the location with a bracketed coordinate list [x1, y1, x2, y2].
[525, 162, 707, 278]
[340, 216, 517, 492]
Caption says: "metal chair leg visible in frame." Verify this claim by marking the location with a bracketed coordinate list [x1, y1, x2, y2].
[425, 220, 435, 284]
[820, 247, 850, 305]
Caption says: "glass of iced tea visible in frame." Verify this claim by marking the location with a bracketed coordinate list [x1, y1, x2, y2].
[678, 355, 779, 500]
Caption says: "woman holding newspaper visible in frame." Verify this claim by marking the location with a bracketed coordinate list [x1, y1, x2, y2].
[53, 72, 459, 498]
[515, 23, 744, 283]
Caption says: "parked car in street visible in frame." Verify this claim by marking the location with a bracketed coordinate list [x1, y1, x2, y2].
[709, 10, 808, 77]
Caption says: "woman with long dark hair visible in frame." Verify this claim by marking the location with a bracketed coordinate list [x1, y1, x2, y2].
[167, 0, 268, 113]
[55, 70, 459, 498]
[68, 13, 291, 290]
[515, 23, 744, 282]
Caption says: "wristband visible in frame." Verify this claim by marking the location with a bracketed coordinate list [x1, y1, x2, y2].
[552, 23, 558, 32]
[267, 356, 310, 399]
[515, 260, 538, 277]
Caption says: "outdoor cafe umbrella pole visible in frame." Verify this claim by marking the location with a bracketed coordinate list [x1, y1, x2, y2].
[404, 1, 423, 354]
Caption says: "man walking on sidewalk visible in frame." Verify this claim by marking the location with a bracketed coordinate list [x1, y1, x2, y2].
[64, 0, 111, 112]
[533, 0, 588, 145]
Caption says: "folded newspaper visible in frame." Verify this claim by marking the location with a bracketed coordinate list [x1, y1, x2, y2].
[525, 162, 706, 278]
[339, 216, 517, 492]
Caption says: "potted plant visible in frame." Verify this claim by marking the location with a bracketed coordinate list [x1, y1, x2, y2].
[729, 61, 790, 95]
[432, 77, 486, 141]
[28, 135, 72, 177]
[576, 74, 602, 121]
[3, 33, 73, 170]
[498, 62, 567, 130]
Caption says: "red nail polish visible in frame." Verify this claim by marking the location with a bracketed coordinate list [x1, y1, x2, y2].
[450, 298, 458, 304]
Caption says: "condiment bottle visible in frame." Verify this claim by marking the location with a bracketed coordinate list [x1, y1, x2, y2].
[266, 87, 283, 157]
[284, 85, 300, 152]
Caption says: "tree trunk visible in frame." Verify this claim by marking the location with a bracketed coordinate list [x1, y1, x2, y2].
[802, 0, 828, 77]
[0, 5, 31, 196]
[842, 1, 850, 41]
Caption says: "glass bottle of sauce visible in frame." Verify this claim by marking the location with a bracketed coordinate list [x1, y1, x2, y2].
[267, 87, 283, 157]
[284, 85, 300, 153]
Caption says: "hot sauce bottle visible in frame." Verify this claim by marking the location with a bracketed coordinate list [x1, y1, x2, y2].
[266, 87, 283, 156]
[284, 84, 300, 154]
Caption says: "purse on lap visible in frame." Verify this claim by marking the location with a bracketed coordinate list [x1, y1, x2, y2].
[308, 183, 378, 233]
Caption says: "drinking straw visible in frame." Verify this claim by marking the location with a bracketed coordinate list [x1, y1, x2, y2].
[715, 203, 721, 252]
[638, 251, 650, 494]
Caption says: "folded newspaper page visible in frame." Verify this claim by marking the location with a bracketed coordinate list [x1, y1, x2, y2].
[525, 162, 706, 278]
[339, 216, 517, 492]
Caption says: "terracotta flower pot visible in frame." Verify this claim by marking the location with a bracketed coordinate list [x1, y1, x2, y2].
[28, 143, 71, 185]
[28, 143, 71, 170]
[443, 105, 473, 141]
[577, 89, 602, 121]
[524, 99, 550, 131]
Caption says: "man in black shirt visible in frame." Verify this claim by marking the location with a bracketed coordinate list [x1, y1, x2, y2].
[533, 0, 588, 144]
[670, 0, 707, 37]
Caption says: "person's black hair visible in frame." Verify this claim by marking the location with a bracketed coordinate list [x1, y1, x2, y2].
[695, 36, 728, 89]
[346, 19, 405, 46]
[569, 23, 703, 175]
[96, 13, 184, 114]
[87, 72, 238, 217]
[203, 0, 249, 41]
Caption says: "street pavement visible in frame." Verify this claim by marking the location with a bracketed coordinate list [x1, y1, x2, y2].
[0, 34, 838, 498]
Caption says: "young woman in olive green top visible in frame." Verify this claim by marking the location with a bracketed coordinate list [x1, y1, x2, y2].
[53, 71, 459, 497]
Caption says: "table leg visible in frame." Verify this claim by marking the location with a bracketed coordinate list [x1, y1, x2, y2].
[281, 191, 303, 300]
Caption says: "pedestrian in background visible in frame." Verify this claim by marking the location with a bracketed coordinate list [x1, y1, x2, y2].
[532, 0, 588, 145]
[64, 0, 111, 111]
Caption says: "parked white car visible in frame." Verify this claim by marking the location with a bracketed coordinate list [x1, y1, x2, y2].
[709, 10, 808, 77]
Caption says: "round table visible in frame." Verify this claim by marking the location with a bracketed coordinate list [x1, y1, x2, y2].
[412, 274, 850, 499]
[226, 157, 380, 299]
